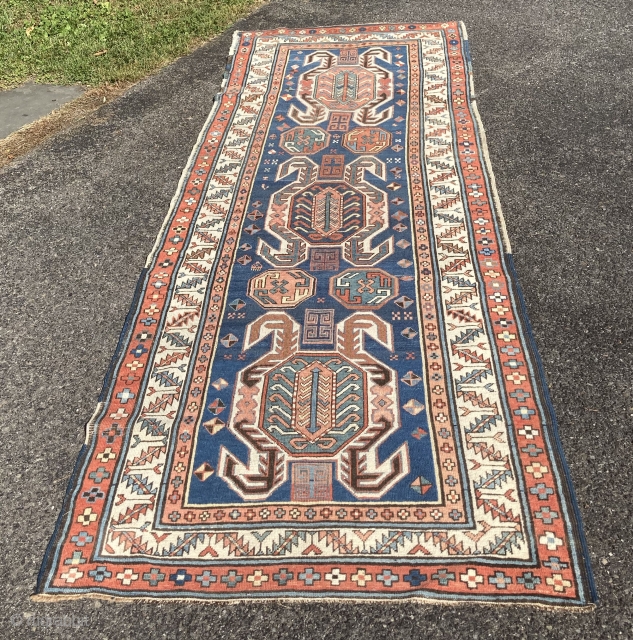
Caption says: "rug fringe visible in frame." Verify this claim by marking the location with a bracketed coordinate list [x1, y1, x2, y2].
[84, 402, 105, 445]
[470, 99, 512, 254]
[227, 30, 243, 70]
[459, 21, 512, 255]
[144, 32, 242, 268]
[29, 591, 596, 611]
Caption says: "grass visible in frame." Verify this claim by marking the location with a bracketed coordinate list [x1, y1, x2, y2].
[0, 0, 263, 89]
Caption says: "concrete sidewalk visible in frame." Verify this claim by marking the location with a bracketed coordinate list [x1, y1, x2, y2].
[0, 83, 85, 139]
[1, 1, 631, 638]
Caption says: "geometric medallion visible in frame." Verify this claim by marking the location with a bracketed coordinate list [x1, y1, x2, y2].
[329, 268, 399, 309]
[260, 354, 366, 456]
[314, 65, 377, 111]
[291, 462, 333, 501]
[219, 311, 409, 501]
[280, 127, 330, 154]
[247, 269, 315, 308]
[289, 182, 365, 244]
[343, 127, 391, 153]
[302, 309, 335, 345]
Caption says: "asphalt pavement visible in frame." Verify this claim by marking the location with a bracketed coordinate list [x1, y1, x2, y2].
[1, 0, 632, 638]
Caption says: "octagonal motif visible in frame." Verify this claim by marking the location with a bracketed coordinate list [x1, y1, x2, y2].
[289, 182, 365, 243]
[279, 127, 330, 154]
[314, 65, 377, 111]
[260, 354, 366, 455]
[330, 268, 399, 309]
[343, 127, 391, 154]
[248, 269, 315, 308]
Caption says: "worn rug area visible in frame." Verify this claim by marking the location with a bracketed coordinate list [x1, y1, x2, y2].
[36, 22, 595, 607]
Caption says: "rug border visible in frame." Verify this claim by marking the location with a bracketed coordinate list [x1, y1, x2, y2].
[33, 21, 597, 608]
[34, 28, 244, 598]
[458, 21, 597, 605]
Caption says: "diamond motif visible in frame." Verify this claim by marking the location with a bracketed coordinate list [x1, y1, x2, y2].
[229, 299, 246, 311]
[403, 399, 425, 415]
[194, 462, 214, 482]
[397, 259, 412, 268]
[208, 399, 226, 415]
[401, 371, 422, 386]
[211, 378, 228, 391]
[401, 327, 418, 339]
[220, 334, 239, 348]
[203, 418, 225, 435]
[410, 475, 432, 495]
[395, 296, 414, 309]
[396, 239, 411, 249]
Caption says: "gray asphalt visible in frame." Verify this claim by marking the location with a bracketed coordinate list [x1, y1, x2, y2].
[1, 0, 632, 638]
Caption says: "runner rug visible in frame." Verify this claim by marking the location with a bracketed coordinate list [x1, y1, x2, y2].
[35, 22, 595, 607]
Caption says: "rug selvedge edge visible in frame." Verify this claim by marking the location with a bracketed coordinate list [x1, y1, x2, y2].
[456, 21, 596, 604]
[33, 28, 246, 599]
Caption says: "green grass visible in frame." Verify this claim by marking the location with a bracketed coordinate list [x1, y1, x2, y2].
[0, 0, 262, 89]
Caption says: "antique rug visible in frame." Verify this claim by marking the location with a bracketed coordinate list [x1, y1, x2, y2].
[35, 22, 595, 607]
